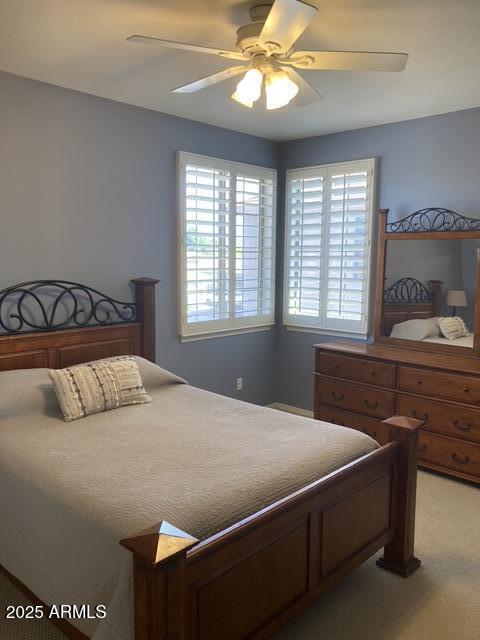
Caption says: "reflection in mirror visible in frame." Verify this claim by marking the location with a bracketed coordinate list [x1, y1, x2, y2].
[382, 239, 479, 349]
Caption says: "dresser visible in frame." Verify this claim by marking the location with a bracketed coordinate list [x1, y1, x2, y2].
[314, 341, 480, 484]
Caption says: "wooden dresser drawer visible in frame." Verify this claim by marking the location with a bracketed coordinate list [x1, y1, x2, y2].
[316, 405, 390, 445]
[419, 431, 480, 480]
[398, 366, 480, 406]
[396, 394, 480, 443]
[315, 376, 394, 419]
[315, 351, 395, 388]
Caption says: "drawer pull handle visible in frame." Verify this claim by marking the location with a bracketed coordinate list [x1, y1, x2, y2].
[463, 387, 470, 394]
[413, 411, 429, 421]
[364, 399, 378, 409]
[418, 444, 427, 453]
[452, 453, 470, 465]
[370, 371, 377, 377]
[453, 420, 472, 432]
[416, 380, 423, 386]
[332, 392, 345, 401]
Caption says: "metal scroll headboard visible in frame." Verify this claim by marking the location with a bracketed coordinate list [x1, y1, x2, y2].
[383, 277, 433, 304]
[0, 280, 137, 334]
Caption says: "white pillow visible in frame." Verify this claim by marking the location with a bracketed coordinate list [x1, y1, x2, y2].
[389, 317, 441, 341]
[438, 317, 469, 340]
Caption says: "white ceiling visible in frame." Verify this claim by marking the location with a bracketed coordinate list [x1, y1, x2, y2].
[1, 0, 480, 141]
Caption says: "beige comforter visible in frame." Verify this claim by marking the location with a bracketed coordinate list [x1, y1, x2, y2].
[0, 358, 378, 639]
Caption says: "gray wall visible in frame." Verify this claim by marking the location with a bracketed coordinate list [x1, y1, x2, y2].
[276, 107, 480, 410]
[2, 71, 480, 411]
[0, 71, 279, 405]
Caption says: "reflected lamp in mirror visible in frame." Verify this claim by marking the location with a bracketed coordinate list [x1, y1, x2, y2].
[446, 290, 467, 316]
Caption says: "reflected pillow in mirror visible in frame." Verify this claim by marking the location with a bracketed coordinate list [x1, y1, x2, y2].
[438, 316, 469, 340]
[389, 317, 441, 340]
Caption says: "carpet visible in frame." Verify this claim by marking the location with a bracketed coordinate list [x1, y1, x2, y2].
[1, 471, 479, 640]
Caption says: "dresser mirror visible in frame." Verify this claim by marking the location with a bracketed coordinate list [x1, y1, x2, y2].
[373, 208, 480, 357]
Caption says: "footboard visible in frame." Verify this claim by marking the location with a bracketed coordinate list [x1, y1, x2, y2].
[121, 416, 422, 640]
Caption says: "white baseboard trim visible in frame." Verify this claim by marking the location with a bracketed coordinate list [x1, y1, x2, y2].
[269, 402, 314, 419]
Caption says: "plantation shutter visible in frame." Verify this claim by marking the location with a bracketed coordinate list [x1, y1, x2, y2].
[324, 162, 372, 332]
[284, 159, 375, 335]
[235, 171, 275, 324]
[183, 160, 232, 333]
[285, 170, 325, 321]
[179, 152, 276, 339]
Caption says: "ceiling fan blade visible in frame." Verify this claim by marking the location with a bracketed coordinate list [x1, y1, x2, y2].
[172, 66, 248, 94]
[281, 67, 322, 106]
[285, 50, 408, 72]
[127, 35, 248, 61]
[259, 0, 318, 55]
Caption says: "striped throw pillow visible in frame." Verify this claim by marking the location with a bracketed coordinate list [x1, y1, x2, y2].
[438, 316, 468, 341]
[49, 356, 151, 421]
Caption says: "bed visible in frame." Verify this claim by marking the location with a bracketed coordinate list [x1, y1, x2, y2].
[383, 277, 473, 347]
[0, 278, 422, 640]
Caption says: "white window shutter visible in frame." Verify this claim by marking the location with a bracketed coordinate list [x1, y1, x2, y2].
[184, 162, 232, 328]
[179, 153, 276, 339]
[285, 172, 325, 322]
[235, 172, 275, 325]
[284, 159, 375, 336]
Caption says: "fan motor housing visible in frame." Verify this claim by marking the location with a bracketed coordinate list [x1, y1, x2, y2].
[235, 22, 264, 54]
[236, 3, 274, 54]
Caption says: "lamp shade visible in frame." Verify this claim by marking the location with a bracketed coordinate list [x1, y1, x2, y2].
[446, 290, 467, 307]
[231, 68, 263, 108]
[265, 69, 299, 110]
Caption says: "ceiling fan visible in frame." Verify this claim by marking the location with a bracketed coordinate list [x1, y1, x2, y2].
[127, 0, 408, 111]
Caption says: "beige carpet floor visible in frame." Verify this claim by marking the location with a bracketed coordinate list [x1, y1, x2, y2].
[1, 470, 479, 640]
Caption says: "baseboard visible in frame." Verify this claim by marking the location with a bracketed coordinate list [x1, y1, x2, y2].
[269, 402, 314, 419]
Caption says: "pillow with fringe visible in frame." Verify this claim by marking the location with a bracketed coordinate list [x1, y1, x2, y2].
[438, 316, 469, 341]
[49, 356, 151, 422]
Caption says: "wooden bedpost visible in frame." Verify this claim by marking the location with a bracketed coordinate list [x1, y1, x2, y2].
[429, 279, 443, 316]
[120, 521, 198, 640]
[376, 415, 423, 577]
[131, 278, 159, 363]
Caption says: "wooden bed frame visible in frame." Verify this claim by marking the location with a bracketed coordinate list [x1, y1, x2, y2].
[0, 278, 422, 640]
[382, 276, 442, 336]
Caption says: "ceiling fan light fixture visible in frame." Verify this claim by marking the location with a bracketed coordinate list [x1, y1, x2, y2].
[130, 0, 408, 109]
[231, 68, 263, 108]
[265, 69, 299, 110]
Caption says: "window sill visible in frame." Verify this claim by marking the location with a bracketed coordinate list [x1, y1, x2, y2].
[284, 325, 368, 340]
[180, 324, 273, 343]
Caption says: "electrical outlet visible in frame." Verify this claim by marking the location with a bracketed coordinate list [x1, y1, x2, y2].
[236, 377, 243, 391]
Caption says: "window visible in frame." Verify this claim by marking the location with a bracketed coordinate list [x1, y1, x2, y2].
[284, 159, 375, 336]
[178, 152, 276, 340]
